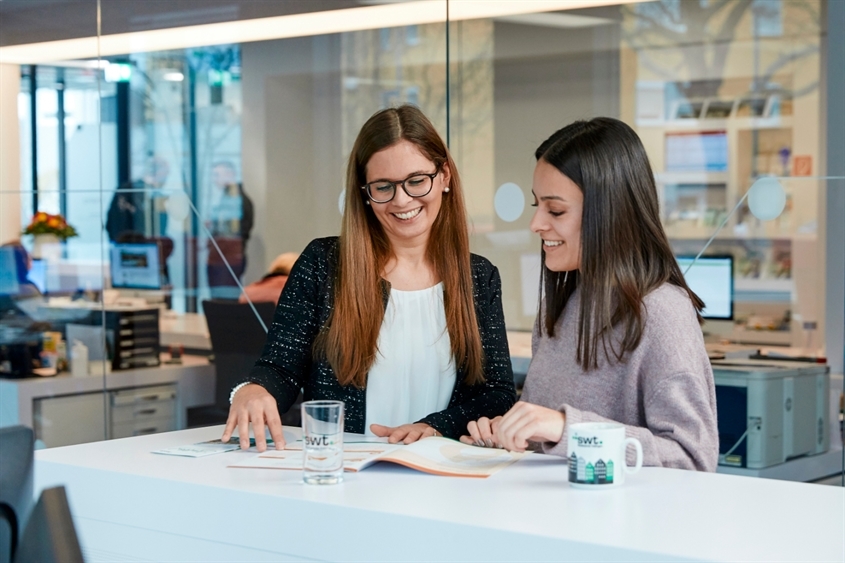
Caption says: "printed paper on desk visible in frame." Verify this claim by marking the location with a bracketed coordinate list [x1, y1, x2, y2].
[153, 439, 242, 458]
[229, 437, 527, 477]
[229, 446, 397, 471]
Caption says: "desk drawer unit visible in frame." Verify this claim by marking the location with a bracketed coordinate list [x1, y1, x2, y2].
[111, 417, 177, 439]
[34, 392, 108, 448]
[109, 384, 177, 439]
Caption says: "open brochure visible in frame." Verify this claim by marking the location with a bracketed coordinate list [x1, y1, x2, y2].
[153, 439, 244, 458]
[228, 436, 527, 478]
[152, 430, 297, 458]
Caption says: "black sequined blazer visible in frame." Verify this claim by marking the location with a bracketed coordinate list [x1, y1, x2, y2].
[242, 237, 516, 438]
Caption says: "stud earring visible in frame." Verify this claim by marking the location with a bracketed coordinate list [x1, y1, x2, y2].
[365, 200, 370, 206]
[444, 187, 450, 193]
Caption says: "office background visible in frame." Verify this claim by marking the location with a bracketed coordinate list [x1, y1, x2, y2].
[0, 0, 843, 454]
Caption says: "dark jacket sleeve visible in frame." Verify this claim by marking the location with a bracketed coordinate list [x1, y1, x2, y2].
[239, 239, 326, 413]
[418, 260, 517, 438]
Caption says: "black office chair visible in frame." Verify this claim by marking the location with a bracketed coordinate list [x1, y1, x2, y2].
[13, 487, 83, 563]
[0, 426, 34, 563]
[189, 300, 302, 428]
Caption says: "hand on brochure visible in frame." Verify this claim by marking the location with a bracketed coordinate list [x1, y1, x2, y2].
[370, 422, 438, 444]
[461, 403, 566, 452]
[494, 402, 565, 453]
[221, 384, 285, 452]
[460, 416, 503, 448]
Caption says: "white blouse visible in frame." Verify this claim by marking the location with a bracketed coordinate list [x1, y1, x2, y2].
[364, 282, 457, 434]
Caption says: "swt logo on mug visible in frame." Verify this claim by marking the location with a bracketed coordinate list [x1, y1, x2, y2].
[573, 434, 603, 447]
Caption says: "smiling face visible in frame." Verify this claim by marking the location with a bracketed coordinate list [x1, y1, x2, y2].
[364, 139, 450, 248]
[529, 159, 583, 272]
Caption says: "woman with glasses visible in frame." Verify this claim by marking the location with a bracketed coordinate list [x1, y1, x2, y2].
[223, 105, 516, 451]
[462, 118, 718, 471]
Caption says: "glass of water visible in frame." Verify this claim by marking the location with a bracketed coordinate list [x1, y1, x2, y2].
[300, 400, 344, 485]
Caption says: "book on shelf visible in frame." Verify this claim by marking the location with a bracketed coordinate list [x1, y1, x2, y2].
[228, 436, 527, 478]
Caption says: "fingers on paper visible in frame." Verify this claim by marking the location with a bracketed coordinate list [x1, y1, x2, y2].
[497, 407, 533, 452]
[388, 427, 410, 444]
[464, 417, 502, 448]
[221, 411, 237, 443]
[265, 410, 285, 450]
[237, 412, 252, 451]
[369, 424, 390, 437]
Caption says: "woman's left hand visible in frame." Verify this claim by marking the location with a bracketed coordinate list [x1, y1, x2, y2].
[496, 402, 565, 453]
[370, 422, 438, 444]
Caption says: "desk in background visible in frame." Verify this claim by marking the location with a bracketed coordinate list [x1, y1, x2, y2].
[34, 425, 844, 562]
[0, 355, 214, 447]
[159, 312, 211, 353]
[160, 315, 536, 381]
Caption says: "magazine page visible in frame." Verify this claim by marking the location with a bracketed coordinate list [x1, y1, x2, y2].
[229, 443, 399, 471]
[227, 437, 527, 477]
[380, 437, 527, 478]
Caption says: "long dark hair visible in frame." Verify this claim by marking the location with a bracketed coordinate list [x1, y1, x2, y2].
[317, 105, 483, 387]
[535, 117, 704, 370]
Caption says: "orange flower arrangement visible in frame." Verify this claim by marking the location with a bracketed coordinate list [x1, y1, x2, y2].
[23, 211, 79, 241]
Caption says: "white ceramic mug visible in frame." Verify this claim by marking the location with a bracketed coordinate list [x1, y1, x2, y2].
[566, 422, 643, 489]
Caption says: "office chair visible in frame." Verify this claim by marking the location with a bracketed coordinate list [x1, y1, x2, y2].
[0, 426, 34, 563]
[13, 487, 84, 563]
[189, 300, 303, 428]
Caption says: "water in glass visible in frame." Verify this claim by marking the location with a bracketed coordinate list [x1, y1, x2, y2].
[301, 400, 344, 485]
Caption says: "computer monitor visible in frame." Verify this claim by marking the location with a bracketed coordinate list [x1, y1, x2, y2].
[110, 243, 162, 290]
[676, 255, 734, 320]
[28, 259, 46, 294]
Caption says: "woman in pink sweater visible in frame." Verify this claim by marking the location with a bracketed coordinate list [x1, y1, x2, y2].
[463, 118, 719, 471]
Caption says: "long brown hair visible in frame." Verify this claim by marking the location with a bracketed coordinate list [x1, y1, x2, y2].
[317, 105, 483, 387]
[536, 117, 704, 370]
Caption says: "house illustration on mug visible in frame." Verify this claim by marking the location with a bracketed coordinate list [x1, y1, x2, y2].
[568, 452, 614, 484]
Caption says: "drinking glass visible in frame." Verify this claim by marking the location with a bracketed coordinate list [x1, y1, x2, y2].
[300, 400, 344, 485]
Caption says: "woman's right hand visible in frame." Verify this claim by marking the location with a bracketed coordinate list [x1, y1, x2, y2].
[459, 416, 503, 448]
[221, 384, 285, 452]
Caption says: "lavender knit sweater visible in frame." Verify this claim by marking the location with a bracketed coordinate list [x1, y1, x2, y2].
[522, 283, 719, 471]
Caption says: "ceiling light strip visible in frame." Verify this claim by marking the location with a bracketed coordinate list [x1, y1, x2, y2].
[0, 0, 639, 65]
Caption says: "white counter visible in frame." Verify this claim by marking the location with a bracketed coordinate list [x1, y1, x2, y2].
[0, 355, 214, 430]
[35, 426, 844, 563]
[159, 312, 211, 351]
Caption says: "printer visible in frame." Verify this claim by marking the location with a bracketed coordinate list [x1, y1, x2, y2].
[712, 359, 830, 469]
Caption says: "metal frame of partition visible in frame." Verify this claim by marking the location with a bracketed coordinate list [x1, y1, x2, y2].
[822, 0, 845, 485]
[27, 65, 38, 212]
[823, 0, 845, 376]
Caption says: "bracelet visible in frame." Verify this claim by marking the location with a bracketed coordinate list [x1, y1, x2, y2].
[229, 382, 253, 405]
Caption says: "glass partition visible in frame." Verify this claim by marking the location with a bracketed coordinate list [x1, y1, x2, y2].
[0, 0, 109, 449]
[0, 0, 841, 483]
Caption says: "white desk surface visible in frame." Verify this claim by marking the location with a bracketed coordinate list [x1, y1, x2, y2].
[0, 355, 213, 428]
[159, 312, 211, 350]
[35, 426, 844, 563]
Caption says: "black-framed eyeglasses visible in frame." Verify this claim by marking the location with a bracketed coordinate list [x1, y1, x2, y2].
[361, 170, 439, 204]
